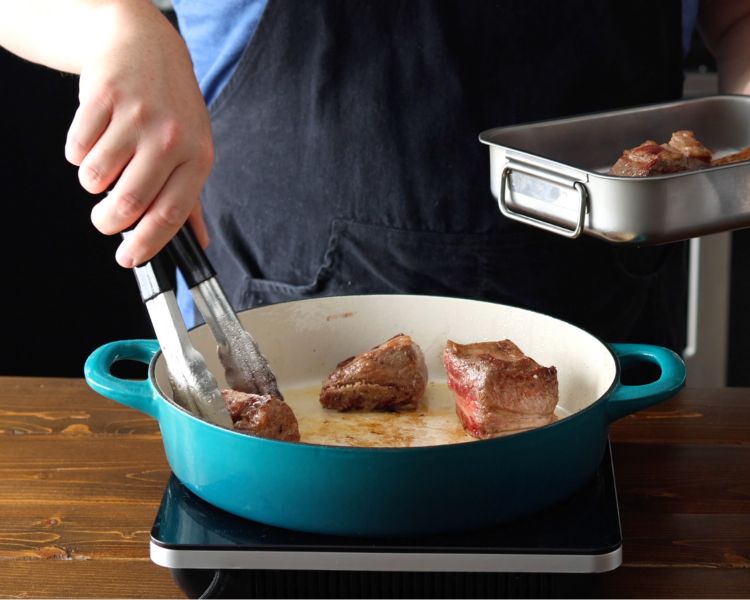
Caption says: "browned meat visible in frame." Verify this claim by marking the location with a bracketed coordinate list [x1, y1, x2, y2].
[609, 130, 711, 176]
[320, 334, 428, 412]
[712, 146, 750, 166]
[608, 140, 686, 176]
[666, 130, 712, 164]
[222, 389, 300, 442]
[443, 340, 558, 439]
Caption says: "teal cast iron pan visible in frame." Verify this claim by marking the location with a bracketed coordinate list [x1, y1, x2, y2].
[85, 294, 684, 537]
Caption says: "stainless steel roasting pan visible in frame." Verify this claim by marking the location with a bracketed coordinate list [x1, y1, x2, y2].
[479, 95, 750, 244]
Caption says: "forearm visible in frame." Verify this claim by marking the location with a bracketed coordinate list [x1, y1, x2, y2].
[698, 0, 750, 94]
[0, 0, 170, 74]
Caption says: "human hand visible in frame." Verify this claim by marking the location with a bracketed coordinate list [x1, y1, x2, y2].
[698, 0, 750, 94]
[63, 2, 213, 267]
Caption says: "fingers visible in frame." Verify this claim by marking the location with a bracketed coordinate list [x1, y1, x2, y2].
[110, 161, 207, 268]
[76, 113, 141, 194]
[90, 141, 178, 235]
[65, 93, 113, 167]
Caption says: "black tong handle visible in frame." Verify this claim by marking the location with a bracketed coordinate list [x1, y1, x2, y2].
[166, 225, 215, 288]
[123, 232, 175, 302]
[123, 221, 213, 302]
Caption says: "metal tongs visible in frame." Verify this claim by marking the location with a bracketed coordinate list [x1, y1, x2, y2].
[128, 225, 281, 428]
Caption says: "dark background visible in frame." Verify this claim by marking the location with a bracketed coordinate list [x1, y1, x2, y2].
[1, 29, 749, 385]
[0, 48, 153, 377]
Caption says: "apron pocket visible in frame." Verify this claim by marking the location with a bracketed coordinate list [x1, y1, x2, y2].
[314, 219, 497, 297]
[233, 218, 686, 351]
[238, 218, 498, 307]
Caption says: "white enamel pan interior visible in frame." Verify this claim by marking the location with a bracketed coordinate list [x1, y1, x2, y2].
[152, 294, 618, 447]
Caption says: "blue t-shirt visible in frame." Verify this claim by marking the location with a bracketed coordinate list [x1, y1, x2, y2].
[172, 0, 699, 326]
[172, 0, 269, 107]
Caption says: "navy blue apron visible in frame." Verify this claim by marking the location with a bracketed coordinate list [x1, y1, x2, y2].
[202, 0, 687, 351]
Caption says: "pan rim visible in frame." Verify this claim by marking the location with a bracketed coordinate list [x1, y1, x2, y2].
[149, 293, 620, 452]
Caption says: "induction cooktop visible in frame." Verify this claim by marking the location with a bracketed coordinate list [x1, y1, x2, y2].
[151, 442, 622, 598]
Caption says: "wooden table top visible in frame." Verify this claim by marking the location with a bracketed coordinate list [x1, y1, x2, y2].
[0, 377, 748, 598]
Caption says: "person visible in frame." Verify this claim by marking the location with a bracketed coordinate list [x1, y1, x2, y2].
[2, 0, 749, 353]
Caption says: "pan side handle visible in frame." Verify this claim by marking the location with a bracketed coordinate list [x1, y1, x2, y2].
[605, 343, 686, 422]
[84, 339, 161, 419]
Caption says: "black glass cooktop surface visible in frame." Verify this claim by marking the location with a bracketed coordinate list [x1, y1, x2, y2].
[151, 443, 622, 574]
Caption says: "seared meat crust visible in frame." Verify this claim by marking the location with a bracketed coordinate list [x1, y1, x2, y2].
[320, 334, 428, 412]
[712, 146, 750, 166]
[443, 339, 558, 439]
[609, 130, 711, 177]
[222, 389, 300, 442]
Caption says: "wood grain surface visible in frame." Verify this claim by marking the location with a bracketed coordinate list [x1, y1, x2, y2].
[0, 379, 748, 598]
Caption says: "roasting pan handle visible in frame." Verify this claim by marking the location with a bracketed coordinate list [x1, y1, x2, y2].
[499, 164, 589, 239]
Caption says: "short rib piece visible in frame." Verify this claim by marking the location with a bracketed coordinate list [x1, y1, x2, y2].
[222, 389, 300, 442]
[443, 340, 558, 439]
[320, 334, 428, 412]
[609, 130, 711, 176]
[712, 146, 750, 166]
